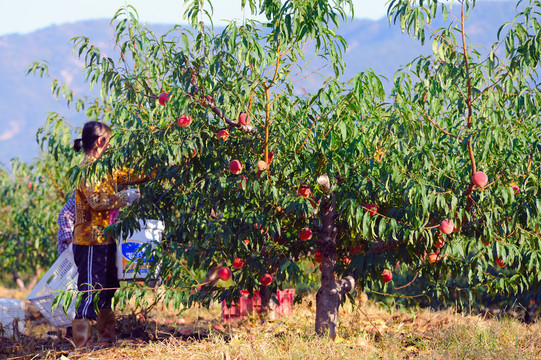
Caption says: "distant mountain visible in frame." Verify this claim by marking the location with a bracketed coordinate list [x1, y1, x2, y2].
[0, 1, 520, 165]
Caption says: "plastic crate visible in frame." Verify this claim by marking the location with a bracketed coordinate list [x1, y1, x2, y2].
[27, 245, 78, 328]
[0, 298, 25, 337]
[222, 289, 295, 322]
[276, 289, 295, 316]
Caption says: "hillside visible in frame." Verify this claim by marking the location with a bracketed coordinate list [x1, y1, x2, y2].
[0, 1, 521, 165]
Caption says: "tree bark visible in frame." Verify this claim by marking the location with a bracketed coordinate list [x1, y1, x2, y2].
[315, 194, 355, 337]
[259, 285, 277, 321]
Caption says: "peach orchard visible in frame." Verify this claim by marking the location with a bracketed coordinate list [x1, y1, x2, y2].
[13, 0, 541, 336]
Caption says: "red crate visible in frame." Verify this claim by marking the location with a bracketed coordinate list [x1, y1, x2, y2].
[222, 289, 295, 322]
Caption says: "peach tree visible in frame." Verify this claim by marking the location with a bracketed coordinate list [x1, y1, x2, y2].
[27, 0, 541, 337]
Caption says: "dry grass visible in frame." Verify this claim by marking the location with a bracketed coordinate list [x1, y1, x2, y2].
[1, 288, 541, 360]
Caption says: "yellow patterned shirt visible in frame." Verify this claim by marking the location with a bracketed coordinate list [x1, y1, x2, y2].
[73, 155, 151, 246]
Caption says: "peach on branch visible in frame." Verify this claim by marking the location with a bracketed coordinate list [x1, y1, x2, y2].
[365, 204, 378, 216]
[260, 274, 273, 286]
[314, 251, 322, 263]
[299, 228, 312, 241]
[239, 112, 251, 125]
[158, 92, 170, 106]
[382, 269, 393, 283]
[472, 171, 488, 187]
[218, 267, 232, 281]
[216, 129, 229, 141]
[297, 185, 311, 197]
[238, 175, 248, 189]
[439, 219, 454, 235]
[233, 258, 244, 270]
[427, 253, 441, 264]
[229, 160, 243, 174]
[510, 183, 520, 195]
[495, 257, 507, 268]
[257, 160, 268, 171]
[177, 114, 192, 127]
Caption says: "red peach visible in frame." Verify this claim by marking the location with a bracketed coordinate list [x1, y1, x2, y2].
[233, 258, 244, 270]
[239, 175, 247, 189]
[216, 129, 229, 141]
[260, 274, 273, 286]
[297, 185, 311, 197]
[239, 113, 251, 125]
[229, 160, 243, 174]
[177, 114, 192, 127]
[510, 183, 520, 195]
[427, 252, 441, 264]
[382, 269, 392, 283]
[217, 266, 232, 281]
[439, 219, 454, 235]
[495, 257, 506, 268]
[158, 92, 170, 106]
[472, 171, 488, 188]
[314, 251, 322, 263]
[299, 228, 312, 241]
[365, 204, 378, 216]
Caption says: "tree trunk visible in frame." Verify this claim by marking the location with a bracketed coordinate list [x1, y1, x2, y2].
[259, 285, 277, 321]
[315, 194, 355, 337]
[12, 270, 25, 290]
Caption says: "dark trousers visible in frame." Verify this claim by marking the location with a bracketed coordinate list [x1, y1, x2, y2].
[73, 243, 119, 320]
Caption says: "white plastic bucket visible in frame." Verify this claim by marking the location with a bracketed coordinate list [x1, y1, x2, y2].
[117, 219, 164, 281]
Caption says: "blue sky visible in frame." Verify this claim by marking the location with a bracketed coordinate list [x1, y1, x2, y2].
[0, 0, 390, 37]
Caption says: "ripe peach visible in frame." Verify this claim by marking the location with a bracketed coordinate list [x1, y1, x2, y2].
[216, 129, 229, 141]
[239, 175, 247, 189]
[382, 269, 392, 283]
[495, 257, 506, 268]
[299, 228, 312, 241]
[218, 267, 232, 281]
[229, 160, 243, 174]
[472, 171, 488, 188]
[239, 113, 251, 125]
[177, 114, 192, 127]
[257, 160, 267, 171]
[233, 258, 244, 270]
[158, 92, 170, 106]
[297, 185, 311, 197]
[510, 183, 520, 195]
[427, 252, 441, 264]
[439, 219, 454, 235]
[260, 274, 273, 286]
[365, 204, 378, 216]
[314, 251, 322, 263]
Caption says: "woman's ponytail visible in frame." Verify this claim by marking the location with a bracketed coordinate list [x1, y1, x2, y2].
[73, 139, 83, 152]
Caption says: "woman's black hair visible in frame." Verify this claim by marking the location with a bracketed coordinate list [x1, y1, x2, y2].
[73, 121, 111, 153]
